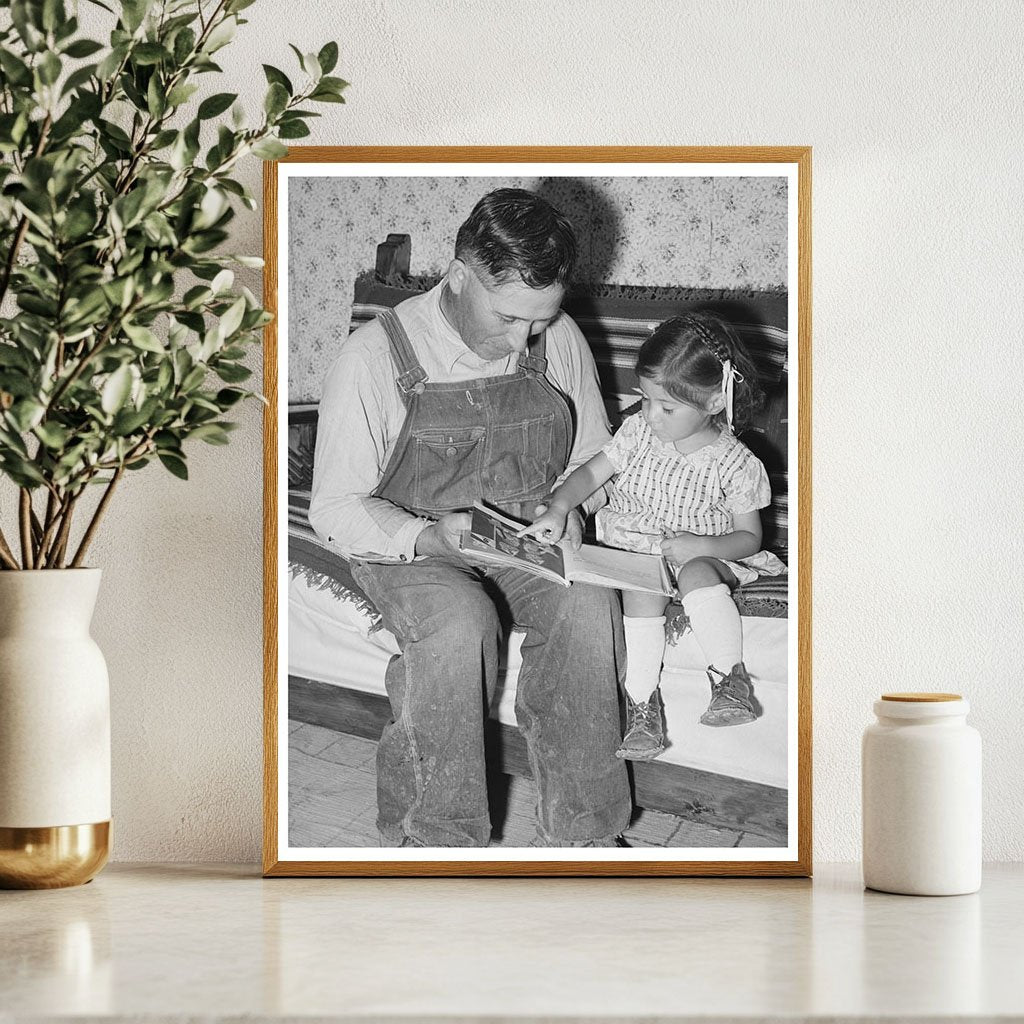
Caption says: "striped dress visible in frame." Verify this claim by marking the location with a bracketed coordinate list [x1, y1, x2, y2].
[596, 413, 786, 585]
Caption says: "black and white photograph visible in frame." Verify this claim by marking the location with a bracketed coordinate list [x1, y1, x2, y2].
[266, 148, 810, 875]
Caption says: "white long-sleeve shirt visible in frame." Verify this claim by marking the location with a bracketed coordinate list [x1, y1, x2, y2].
[309, 283, 611, 562]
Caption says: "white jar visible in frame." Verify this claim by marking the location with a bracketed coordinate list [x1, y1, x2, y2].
[862, 692, 981, 896]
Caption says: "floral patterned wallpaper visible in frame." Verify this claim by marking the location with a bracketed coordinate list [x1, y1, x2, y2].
[287, 175, 788, 401]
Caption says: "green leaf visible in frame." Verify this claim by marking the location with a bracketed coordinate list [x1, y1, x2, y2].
[123, 322, 164, 353]
[195, 186, 227, 228]
[318, 75, 349, 93]
[226, 0, 257, 11]
[181, 365, 206, 391]
[9, 399, 45, 432]
[63, 288, 108, 327]
[228, 254, 263, 269]
[166, 82, 199, 107]
[0, 49, 33, 87]
[251, 137, 287, 160]
[189, 422, 231, 445]
[57, 14, 78, 41]
[121, 0, 156, 32]
[173, 26, 196, 65]
[198, 91, 236, 119]
[112, 405, 152, 435]
[309, 88, 346, 104]
[1, 456, 46, 487]
[210, 269, 234, 294]
[101, 277, 134, 309]
[187, 262, 221, 281]
[147, 73, 166, 117]
[98, 118, 132, 149]
[132, 42, 169, 66]
[215, 388, 247, 408]
[264, 81, 288, 118]
[60, 203, 97, 240]
[203, 15, 236, 53]
[158, 452, 188, 479]
[193, 56, 223, 74]
[154, 429, 179, 452]
[317, 41, 339, 75]
[38, 51, 63, 86]
[34, 421, 70, 449]
[60, 62, 98, 96]
[17, 292, 58, 317]
[155, 359, 173, 392]
[0, 346, 30, 371]
[176, 311, 206, 333]
[277, 120, 310, 140]
[214, 362, 251, 384]
[63, 38, 104, 58]
[101, 364, 133, 415]
[1, 366, 39, 398]
[96, 43, 127, 81]
[0, 422, 30, 457]
[262, 63, 292, 95]
[10, 1, 45, 52]
[187, 395, 221, 414]
[217, 295, 246, 340]
[149, 128, 177, 149]
[113, 187, 148, 229]
[42, 0, 66, 32]
[167, 118, 201, 170]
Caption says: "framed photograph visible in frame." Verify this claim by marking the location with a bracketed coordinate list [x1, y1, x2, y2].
[263, 147, 811, 876]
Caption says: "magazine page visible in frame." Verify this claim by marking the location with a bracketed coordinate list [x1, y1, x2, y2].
[460, 503, 569, 585]
[564, 543, 673, 596]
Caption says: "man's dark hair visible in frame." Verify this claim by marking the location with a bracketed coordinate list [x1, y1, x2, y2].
[454, 188, 578, 288]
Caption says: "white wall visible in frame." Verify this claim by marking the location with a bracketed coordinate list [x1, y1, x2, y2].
[68, 0, 1023, 862]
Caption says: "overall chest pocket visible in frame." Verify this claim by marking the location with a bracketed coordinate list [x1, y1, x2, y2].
[411, 426, 486, 513]
[486, 413, 555, 501]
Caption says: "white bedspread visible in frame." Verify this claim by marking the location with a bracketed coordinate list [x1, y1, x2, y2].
[287, 571, 788, 788]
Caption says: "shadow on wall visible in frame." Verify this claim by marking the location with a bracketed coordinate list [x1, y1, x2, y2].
[535, 175, 623, 284]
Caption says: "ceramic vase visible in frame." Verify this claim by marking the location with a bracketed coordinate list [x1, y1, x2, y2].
[0, 569, 111, 888]
[862, 692, 982, 896]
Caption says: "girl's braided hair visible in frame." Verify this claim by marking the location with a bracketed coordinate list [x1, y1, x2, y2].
[636, 312, 764, 432]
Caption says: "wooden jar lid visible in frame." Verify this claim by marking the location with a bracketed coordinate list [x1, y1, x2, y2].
[881, 692, 962, 702]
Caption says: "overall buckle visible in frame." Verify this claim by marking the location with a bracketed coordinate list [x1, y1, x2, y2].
[397, 366, 427, 396]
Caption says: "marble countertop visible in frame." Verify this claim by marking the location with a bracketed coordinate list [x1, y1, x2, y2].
[2, 862, 1022, 1021]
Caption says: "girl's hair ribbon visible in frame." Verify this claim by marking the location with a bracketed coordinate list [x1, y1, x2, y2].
[721, 359, 744, 433]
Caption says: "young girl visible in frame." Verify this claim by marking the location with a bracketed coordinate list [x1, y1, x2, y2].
[519, 313, 785, 760]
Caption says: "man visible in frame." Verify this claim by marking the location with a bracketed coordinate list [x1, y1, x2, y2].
[310, 187, 631, 847]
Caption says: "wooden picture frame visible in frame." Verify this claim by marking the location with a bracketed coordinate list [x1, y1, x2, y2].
[263, 147, 812, 876]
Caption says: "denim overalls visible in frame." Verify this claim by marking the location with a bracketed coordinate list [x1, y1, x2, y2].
[350, 308, 630, 847]
[373, 308, 573, 519]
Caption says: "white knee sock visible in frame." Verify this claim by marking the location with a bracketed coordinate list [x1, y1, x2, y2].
[622, 615, 667, 703]
[681, 583, 742, 673]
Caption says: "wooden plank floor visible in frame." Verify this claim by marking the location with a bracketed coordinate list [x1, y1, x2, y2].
[289, 676, 789, 843]
[288, 721, 776, 849]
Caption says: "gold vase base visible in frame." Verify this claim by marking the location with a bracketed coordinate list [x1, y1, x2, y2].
[0, 821, 110, 889]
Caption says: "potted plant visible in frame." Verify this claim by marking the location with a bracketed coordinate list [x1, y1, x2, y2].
[0, 0, 344, 887]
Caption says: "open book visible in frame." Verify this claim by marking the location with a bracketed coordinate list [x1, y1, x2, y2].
[459, 502, 674, 596]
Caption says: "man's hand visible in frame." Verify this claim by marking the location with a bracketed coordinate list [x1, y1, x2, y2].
[415, 512, 473, 560]
[531, 503, 584, 551]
